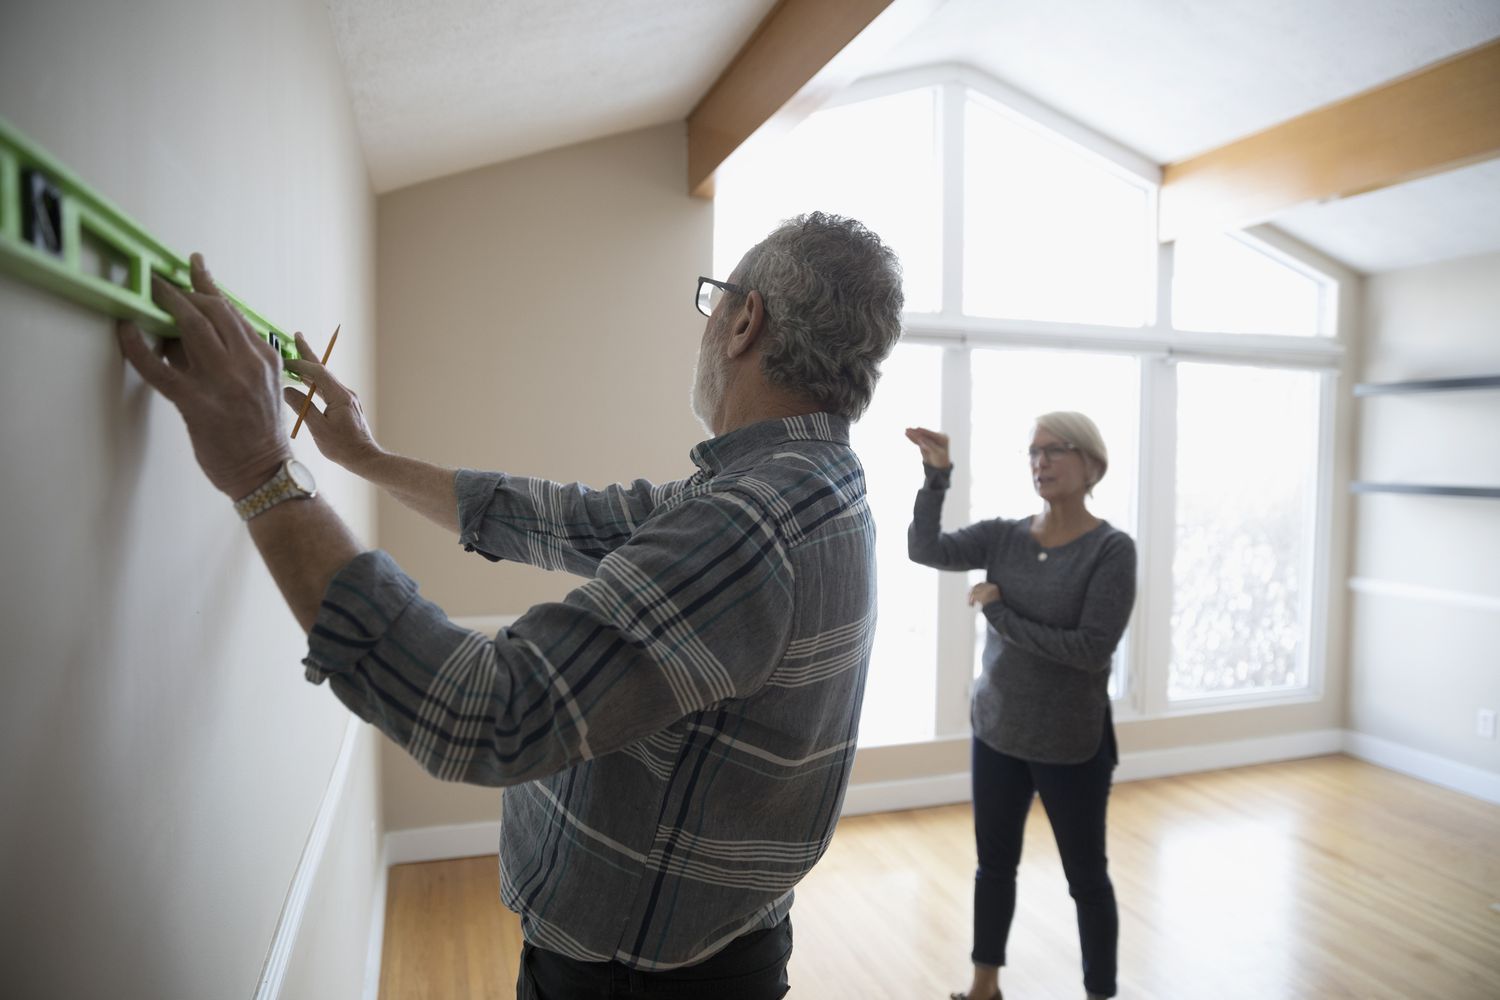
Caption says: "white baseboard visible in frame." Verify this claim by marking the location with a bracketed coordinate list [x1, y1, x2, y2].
[1342, 730, 1500, 805]
[255, 717, 363, 1000]
[385, 819, 502, 866]
[361, 861, 388, 1000]
[838, 728, 1349, 816]
[841, 771, 971, 816]
[373, 728, 1354, 861]
[1115, 728, 1345, 783]
[372, 731, 1497, 870]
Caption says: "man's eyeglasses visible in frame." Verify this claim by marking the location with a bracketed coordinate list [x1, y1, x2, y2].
[696, 276, 748, 318]
[1026, 443, 1077, 464]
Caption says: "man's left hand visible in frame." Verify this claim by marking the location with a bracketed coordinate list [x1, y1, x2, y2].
[968, 582, 1001, 608]
[117, 253, 293, 500]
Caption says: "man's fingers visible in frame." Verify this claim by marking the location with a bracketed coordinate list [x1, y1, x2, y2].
[185, 288, 275, 364]
[284, 358, 336, 399]
[292, 330, 340, 380]
[283, 385, 315, 417]
[286, 339, 352, 405]
[152, 272, 225, 354]
[283, 386, 326, 436]
[293, 330, 318, 367]
[188, 252, 221, 297]
[186, 254, 278, 362]
[117, 322, 183, 400]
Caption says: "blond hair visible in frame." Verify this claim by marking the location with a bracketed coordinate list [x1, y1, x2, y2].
[1034, 411, 1108, 495]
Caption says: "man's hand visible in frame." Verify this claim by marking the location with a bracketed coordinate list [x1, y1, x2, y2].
[904, 426, 951, 469]
[968, 581, 1001, 608]
[283, 332, 383, 475]
[116, 254, 292, 499]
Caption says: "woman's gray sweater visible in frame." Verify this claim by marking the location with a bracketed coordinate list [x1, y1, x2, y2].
[908, 465, 1137, 764]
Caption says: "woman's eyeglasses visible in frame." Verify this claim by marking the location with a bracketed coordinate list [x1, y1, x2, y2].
[1026, 443, 1076, 464]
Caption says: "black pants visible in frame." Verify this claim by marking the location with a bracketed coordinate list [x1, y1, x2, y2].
[516, 918, 792, 999]
[971, 733, 1118, 998]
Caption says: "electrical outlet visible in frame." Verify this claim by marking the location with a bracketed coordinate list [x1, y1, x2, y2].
[1478, 709, 1497, 740]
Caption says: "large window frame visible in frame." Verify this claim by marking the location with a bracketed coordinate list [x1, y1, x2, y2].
[721, 64, 1355, 743]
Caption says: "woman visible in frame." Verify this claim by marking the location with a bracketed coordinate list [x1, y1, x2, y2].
[906, 412, 1136, 1000]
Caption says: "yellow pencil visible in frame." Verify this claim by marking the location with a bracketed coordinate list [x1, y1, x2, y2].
[291, 324, 340, 439]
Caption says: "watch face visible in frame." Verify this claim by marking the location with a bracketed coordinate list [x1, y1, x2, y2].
[287, 459, 317, 493]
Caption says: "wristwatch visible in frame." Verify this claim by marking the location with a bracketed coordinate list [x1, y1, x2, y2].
[234, 458, 318, 521]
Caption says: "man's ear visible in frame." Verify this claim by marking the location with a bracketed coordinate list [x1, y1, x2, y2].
[724, 290, 766, 361]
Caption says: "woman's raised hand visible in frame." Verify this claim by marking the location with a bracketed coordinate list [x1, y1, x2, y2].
[904, 426, 952, 469]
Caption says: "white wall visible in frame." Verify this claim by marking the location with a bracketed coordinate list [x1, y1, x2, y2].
[1347, 251, 1500, 775]
[0, 1, 381, 997]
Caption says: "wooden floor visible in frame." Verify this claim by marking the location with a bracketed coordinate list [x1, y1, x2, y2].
[378, 755, 1500, 999]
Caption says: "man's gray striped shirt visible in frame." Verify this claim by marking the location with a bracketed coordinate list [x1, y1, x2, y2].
[302, 413, 875, 969]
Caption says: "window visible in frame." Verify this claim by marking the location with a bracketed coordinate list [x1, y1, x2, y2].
[1169, 363, 1321, 699]
[848, 343, 944, 746]
[969, 348, 1140, 699]
[964, 93, 1153, 326]
[714, 87, 942, 313]
[713, 67, 1342, 751]
[1173, 232, 1327, 336]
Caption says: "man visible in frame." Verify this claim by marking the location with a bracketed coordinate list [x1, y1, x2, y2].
[117, 212, 904, 998]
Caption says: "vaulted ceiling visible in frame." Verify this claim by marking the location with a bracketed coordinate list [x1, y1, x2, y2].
[323, 0, 1500, 274]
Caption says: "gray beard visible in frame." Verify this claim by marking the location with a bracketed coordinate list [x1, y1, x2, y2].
[690, 341, 729, 436]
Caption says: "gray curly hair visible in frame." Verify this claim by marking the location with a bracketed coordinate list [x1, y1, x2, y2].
[736, 212, 904, 421]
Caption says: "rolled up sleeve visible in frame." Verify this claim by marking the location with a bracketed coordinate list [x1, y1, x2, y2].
[303, 487, 795, 788]
[454, 468, 683, 577]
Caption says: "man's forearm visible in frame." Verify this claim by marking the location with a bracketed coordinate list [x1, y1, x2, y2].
[353, 451, 460, 534]
[248, 496, 365, 632]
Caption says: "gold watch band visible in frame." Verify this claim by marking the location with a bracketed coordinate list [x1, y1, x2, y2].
[233, 461, 314, 521]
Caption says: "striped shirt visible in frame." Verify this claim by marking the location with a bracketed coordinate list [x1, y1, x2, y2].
[303, 413, 875, 969]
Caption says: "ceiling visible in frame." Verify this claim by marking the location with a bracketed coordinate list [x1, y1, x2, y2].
[324, 0, 1500, 274]
[850, 0, 1500, 273]
[323, 0, 778, 193]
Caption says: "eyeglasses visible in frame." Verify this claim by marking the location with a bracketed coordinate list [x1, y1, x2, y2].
[696, 276, 748, 317]
[1026, 443, 1077, 464]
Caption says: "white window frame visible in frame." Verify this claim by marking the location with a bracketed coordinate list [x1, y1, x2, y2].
[720, 63, 1356, 745]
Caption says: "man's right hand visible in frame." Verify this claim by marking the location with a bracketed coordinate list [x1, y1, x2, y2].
[904, 426, 951, 469]
[284, 331, 383, 476]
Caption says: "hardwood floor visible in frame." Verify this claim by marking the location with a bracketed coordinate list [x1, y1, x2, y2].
[377, 755, 1500, 999]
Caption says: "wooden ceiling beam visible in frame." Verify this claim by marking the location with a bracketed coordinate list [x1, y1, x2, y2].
[1159, 38, 1500, 242]
[686, 0, 945, 199]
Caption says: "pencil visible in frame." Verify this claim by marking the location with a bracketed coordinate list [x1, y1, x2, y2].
[291, 324, 340, 439]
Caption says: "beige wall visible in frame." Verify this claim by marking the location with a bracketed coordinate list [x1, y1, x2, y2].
[374, 123, 714, 830]
[0, 1, 380, 996]
[1347, 251, 1500, 773]
[375, 122, 713, 615]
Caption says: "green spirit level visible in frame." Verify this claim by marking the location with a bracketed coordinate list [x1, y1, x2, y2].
[0, 116, 300, 364]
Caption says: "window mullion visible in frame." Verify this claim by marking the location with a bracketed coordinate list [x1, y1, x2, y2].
[1302, 372, 1339, 697]
[1138, 355, 1177, 717]
[934, 345, 974, 736]
[939, 80, 965, 318]
[1154, 239, 1175, 333]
